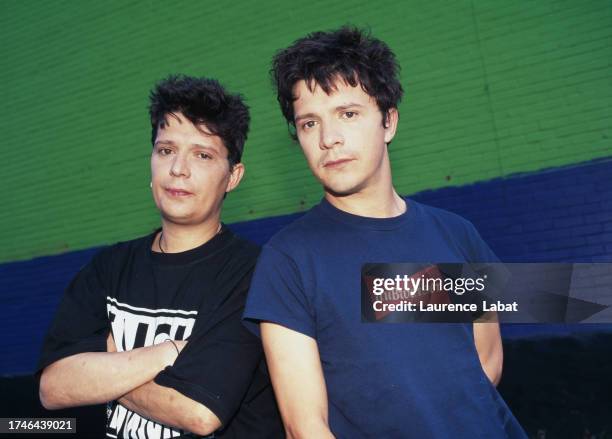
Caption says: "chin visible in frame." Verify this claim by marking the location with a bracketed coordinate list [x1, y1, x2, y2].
[160, 210, 197, 224]
[323, 183, 362, 198]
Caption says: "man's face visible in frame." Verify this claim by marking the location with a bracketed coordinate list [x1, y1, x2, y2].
[150, 112, 243, 226]
[293, 79, 397, 197]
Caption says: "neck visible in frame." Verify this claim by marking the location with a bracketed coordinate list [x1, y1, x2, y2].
[325, 188, 406, 218]
[156, 220, 222, 253]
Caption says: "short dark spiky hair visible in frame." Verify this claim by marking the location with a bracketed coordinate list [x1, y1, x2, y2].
[272, 26, 403, 138]
[149, 75, 250, 166]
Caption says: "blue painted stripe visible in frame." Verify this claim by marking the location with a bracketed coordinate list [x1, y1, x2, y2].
[1, 158, 611, 375]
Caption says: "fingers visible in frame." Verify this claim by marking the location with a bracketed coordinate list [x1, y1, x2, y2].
[173, 340, 188, 353]
[106, 332, 117, 352]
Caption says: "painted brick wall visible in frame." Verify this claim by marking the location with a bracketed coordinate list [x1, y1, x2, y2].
[411, 159, 612, 263]
[0, 0, 610, 263]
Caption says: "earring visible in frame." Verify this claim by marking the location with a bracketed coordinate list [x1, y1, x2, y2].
[150, 182, 153, 189]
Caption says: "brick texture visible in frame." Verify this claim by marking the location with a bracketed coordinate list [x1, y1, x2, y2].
[0, 0, 610, 262]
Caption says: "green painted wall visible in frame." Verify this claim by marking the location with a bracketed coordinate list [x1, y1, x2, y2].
[1, 0, 610, 262]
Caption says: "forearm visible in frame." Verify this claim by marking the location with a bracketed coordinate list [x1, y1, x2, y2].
[479, 347, 503, 386]
[118, 381, 221, 436]
[285, 418, 335, 439]
[278, 396, 335, 439]
[473, 317, 503, 386]
[40, 342, 175, 409]
[262, 323, 335, 439]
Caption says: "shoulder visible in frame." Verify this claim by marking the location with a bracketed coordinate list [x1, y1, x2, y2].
[411, 199, 497, 262]
[217, 231, 260, 273]
[88, 232, 153, 271]
[412, 200, 479, 238]
[211, 231, 262, 286]
[226, 232, 261, 261]
[107, 233, 152, 254]
[264, 208, 322, 255]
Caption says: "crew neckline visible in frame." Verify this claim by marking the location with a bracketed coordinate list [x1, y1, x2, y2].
[147, 224, 233, 265]
[316, 197, 417, 230]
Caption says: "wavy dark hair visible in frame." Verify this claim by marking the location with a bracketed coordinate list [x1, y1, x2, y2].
[149, 75, 249, 166]
[272, 26, 403, 139]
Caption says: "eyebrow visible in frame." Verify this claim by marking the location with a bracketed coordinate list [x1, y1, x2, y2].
[294, 102, 366, 123]
[336, 102, 365, 111]
[294, 112, 318, 123]
[154, 140, 219, 152]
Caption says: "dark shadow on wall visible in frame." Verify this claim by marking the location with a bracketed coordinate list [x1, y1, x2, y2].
[0, 375, 104, 438]
[497, 333, 612, 439]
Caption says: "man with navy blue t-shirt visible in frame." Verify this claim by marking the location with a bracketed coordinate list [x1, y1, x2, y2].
[244, 27, 527, 438]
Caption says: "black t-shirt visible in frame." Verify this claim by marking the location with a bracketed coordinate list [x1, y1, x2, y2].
[38, 226, 283, 438]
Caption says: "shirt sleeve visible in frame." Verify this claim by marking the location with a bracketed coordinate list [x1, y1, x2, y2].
[154, 266, 263, 427]
[464, 221, 500, 263]
[243, 244, 316, 339]
[37, 249, 111, 374]
[462, 221, 512, 319]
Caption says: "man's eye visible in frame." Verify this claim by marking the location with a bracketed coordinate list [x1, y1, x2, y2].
[302, 120, 317, 130]
[158, 148, 172, 155]
[343, 111, 357, 119]
[198, 152, 212, 160]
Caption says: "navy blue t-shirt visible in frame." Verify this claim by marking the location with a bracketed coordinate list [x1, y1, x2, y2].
[244, 198, 526, 438]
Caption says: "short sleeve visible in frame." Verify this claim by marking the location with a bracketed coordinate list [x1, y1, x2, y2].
[154, 269, 263, 426]
[243, 244, 316, 339]
[463, 222, 510, 319]
[37, 249, 111, 374]
[464, 221, 500, 263]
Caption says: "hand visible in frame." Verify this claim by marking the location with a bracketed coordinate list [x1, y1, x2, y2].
[173, 340, 187, 354]
[107, 333, 186, 366]
[162, 339, 188, 366]
[107, 332, 117, 353]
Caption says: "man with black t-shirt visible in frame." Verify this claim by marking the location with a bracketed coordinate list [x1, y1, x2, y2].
[38, 75, 283, 438]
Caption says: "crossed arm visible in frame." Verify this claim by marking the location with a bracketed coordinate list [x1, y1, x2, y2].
[39, 334, 221, 436]
[261, 320, 503, 438]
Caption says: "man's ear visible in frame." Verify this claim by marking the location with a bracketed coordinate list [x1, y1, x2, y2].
[225, 162, 245, 193]
[383, 108, 399, 144]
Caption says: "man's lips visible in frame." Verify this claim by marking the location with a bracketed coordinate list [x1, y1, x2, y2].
[165, 188, 194, 196]
[323, 158, 355, 168]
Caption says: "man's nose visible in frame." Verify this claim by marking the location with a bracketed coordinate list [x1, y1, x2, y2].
[170, 152, 190, 177]
[320, 121, 344, 150]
